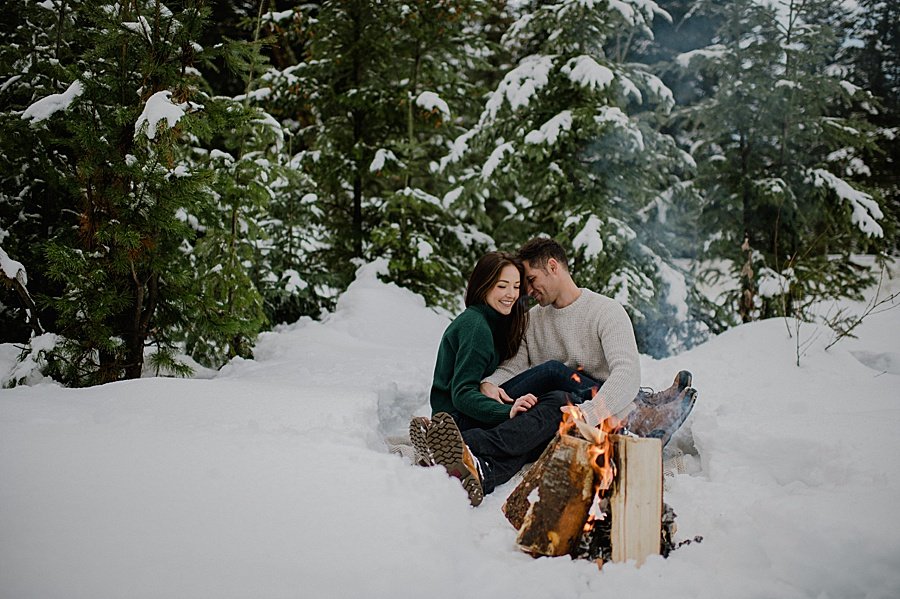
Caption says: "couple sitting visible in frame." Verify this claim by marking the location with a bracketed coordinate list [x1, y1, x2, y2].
[410, 237, 697, 506]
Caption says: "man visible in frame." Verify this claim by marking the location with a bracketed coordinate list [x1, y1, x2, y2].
[412, 237, 696, 506]
[481, 237, 644, 428]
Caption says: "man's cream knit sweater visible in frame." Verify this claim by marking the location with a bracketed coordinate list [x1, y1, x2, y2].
[483, 288, 641, 426]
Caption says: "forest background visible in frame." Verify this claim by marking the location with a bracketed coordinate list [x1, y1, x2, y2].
[0, 0, 896, 387]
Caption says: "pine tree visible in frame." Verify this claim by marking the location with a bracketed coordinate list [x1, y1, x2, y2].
[0, 0, 69, 344]
[274, 0, 500, 311]
[678, 0, 891, 325]
[240, 7, 338, 324]
[440, 0, 701, 355]
[285, 0, 403, 302]
[0, 0, 281, 383]
[841, 0, 899, 250]
[366, 0, 500, 310]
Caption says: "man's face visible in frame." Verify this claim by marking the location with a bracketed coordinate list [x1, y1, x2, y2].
[523, 259, 557, 307]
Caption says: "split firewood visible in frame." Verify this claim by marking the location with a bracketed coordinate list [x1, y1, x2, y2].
[502, 434, 561, 531]
[510, 434, 597, 557]
[504, 431, 665, 566]
[609, 434, 662, 566]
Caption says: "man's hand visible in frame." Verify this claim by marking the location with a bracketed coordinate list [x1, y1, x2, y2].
[480, 381, 514, 404]
[509, 393, 538, 418]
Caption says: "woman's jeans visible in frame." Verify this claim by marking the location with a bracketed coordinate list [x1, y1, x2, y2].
[457, 361, 606, 494]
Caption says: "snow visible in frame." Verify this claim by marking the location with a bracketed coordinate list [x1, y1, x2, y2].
[283, 269, 308, 292]
[21, 80, 84, 124]
[122, 17, 153, 42]
[840, 80, 862, 96]
[263, 9, 296, 23]
[369, 148, 400, 173]
[808, 168, 884, 237]
[675, 45, 727, 69]
[417, 239, 434, 260]
[595, 106, 644, 151]
[134, 91, 186, 140]
[641, 72, 675, 109]
[757, 266, 793, 298]
[572, 214, 604, 260]
[398, 187, 442, 208]
[655, 258, 689, 321]
[436, 128, 476, 172]
[524, 110, 572, 145]
[441, 186, 463, 209]
[562, 56, 614, 92]
[0, 245, 26, 283]
[482, 142, 515, 179]
[482, 55, 554, 122]
[415, 91, 451, 121]
[2, 260, 900, 598]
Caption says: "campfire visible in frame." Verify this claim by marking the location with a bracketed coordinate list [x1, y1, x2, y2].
[503, 398, 689, 568]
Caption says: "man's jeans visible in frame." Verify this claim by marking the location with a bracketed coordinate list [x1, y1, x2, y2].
[459, 360, 604, 494]
[501, 359, 601, 402]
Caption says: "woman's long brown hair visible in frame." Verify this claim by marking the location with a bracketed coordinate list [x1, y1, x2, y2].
[464, 251, 528, 362]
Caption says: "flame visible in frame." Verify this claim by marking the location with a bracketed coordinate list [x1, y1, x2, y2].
[558, 401, 621, 494]
[591, 418, 618, 491]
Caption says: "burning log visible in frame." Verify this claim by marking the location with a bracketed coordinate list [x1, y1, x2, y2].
[502, 435, 561, 531]
[503, 409, 664, 567]
[511, 434, 597, 556]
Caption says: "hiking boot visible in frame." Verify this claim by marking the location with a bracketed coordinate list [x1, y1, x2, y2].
[624, 387, 697, 449]
[409, 416, 434, 466]
[426, 412, 485, 506]
[639, 370, 693, 406]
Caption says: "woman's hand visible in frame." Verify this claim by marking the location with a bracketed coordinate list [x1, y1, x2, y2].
[509, 393, 538, 418]
[481, 381, 515, 404]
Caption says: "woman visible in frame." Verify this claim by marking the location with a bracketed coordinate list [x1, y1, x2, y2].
[427, 251, 537, 431]
[409, 251, 591, 505]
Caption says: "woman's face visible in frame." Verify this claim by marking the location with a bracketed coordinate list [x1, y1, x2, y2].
[485, 264, 521, 316]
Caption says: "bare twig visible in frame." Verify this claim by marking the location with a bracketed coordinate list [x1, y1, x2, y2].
[824, 267, 900, 351]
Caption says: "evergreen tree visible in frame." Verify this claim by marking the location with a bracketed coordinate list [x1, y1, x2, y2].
[243, 7, 339, 324]
[0, 0, 279, 383]
[277, 0, 499, 311]
[678, 0, 891, 325]
[367, 0, 500, 310]
[286, 0, 403, 304]
[440, 0, 701, 355]
[0, 0, 69, 344]
[841, 0, 899, 249]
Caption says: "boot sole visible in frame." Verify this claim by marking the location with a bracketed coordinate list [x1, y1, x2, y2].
[427, 413, 484, 506]
[409, 416, 433, 466]
[649, 388, 697, 448]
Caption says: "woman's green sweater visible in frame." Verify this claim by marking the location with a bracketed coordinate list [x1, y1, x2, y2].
[429, 303, 511, 426]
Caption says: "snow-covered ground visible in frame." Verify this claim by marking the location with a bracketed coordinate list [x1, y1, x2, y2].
[1, 261, 899, 599]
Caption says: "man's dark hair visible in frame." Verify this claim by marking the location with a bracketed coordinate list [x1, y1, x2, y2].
[516, 237, 569, 271]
